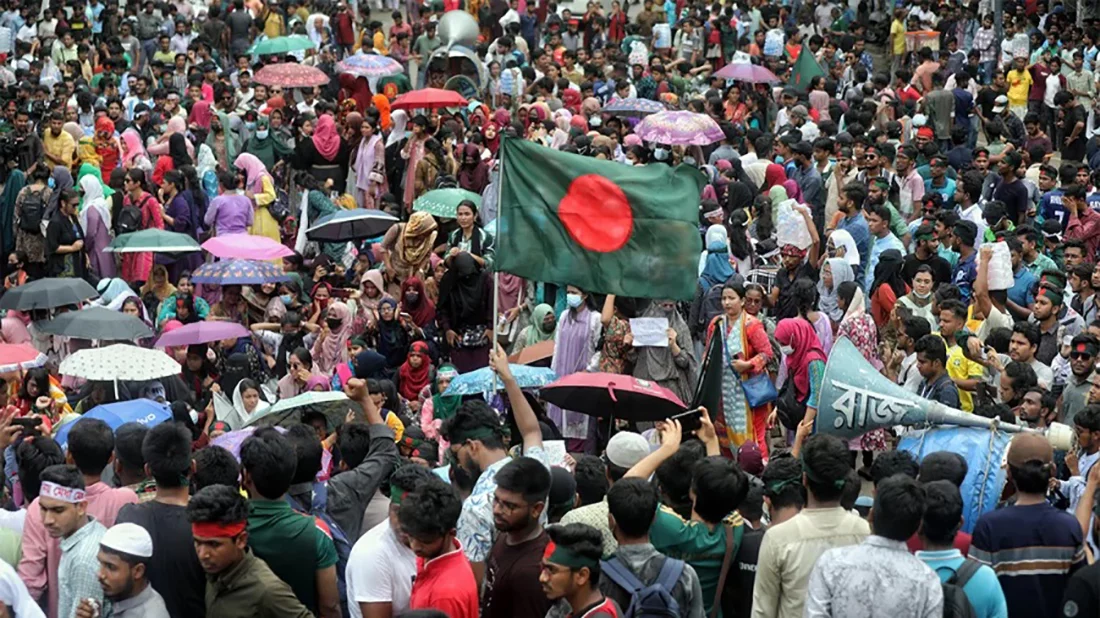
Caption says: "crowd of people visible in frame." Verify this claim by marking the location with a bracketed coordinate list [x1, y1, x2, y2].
[2, 0, 1100, 616]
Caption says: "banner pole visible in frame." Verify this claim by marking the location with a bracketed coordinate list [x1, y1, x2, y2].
[491, 140, 506, 396]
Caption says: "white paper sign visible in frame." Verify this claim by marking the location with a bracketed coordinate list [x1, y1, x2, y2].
[630, 317, 670, 347]
[544, 440, 569, 468]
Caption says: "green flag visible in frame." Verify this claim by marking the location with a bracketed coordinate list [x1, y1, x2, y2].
[496, 138, 704, 301]
[788, 46, 825, 91]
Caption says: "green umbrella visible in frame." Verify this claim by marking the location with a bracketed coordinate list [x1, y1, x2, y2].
[248, 35, 316, 56]
[413, 188, 482, 219]
[105, 229, 202, 253]
[245, 391, 362, 431]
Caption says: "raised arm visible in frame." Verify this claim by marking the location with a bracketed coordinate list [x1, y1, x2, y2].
[489, 344, 542, 452]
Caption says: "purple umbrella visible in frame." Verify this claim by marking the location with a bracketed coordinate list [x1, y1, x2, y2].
[604, 97, 666, 117]
[633, 111, 726, 146]
[714, 61, 780, 84]
[212, 427, 333, 481]
[154, 321, 250, 348]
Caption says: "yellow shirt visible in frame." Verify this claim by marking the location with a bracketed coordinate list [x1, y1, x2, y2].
[945, 342, 984, 412]
[1006, 69, 1033, 106]
[42, 130, 75, 167]
[891, 20, 906, 55]
[385, 411, 405, 442]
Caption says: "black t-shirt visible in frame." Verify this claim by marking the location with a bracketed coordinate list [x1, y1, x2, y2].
[482, 531, 552, 618]
[116, 500, 207, 618]
[1062, 561, 1100, 618]
[993, 178, 1030, 225]
[773, 261, 819, 321]
[1063, 105, 1089, 162]
[902, 252, 953, 287]
[723, 526, 764, 618]
[976, 87, 1004, 119]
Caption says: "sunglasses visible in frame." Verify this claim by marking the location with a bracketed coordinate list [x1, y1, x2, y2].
[1071, 351, 1094, 360]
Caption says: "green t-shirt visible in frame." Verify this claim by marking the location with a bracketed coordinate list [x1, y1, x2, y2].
[882, 201, 910, 240]
[247, 499, 338, 611]
[649, 504, 743, 618]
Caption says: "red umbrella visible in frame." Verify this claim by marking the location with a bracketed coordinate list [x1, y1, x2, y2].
[539, 372, 687, 422]
[254, 63, 330, 88]
[390, 88, 468, 110]
[0, 343, 47, 373]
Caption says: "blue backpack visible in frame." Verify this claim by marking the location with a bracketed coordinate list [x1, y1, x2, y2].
[600, 556, 684, 618]
[287, 483, 353, 618]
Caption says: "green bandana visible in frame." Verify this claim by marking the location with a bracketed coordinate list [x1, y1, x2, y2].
[801, 457, 846, 490]
[544, 540, 599, 570]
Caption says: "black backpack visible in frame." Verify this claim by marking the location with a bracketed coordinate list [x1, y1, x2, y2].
[937, 559, 981, 618]
[18, 188, 45, 233]
[116, 195, 149, 236]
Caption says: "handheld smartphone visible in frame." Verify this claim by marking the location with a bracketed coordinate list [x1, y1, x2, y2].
[668, 407, 705, 432]
[11, 417, 40, 437]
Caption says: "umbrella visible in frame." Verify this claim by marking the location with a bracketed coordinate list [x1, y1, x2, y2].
[191, 259, 292, 285]
[443, 365, 558, 397]
[391, 88, 468, 110]
[212, 427, 333, 480]
[245, 391, 361, 430]
[0, 343, 47, 373]
[154, 321, 250, 348]
[253, 63, 330, 88]
[202, 234, 295, 260]
[633, 111, 727, 146]
[0, 278, 99, 311]
[539, 372, 687, 422]
[59, 344, 181, 382]
[508, 340, 554, 367]
[413, 188, 482, 219]
[105, 229, 202, 253]
[337, 54, 403, 78]
[248, 35, 316, 55]
[603, 97, 666, 117]
[34, 307, 153, 341]
[53, 400, 172, 451]
[306, 209, 400, 243]
[713, 60, 781, 84]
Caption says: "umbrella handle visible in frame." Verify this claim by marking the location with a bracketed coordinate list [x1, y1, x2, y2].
[607, 382, 618, 403]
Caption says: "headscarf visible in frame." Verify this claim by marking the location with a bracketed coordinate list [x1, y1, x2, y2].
[525, 303, 557, 346]
[871, 249, 908, 297]
[140, 265, 176, 301]
[397, 212, 438, 267]
[233, 153, 271, 194]
[386, 110, 409, 148]
[774, 317, 828, 401]
[189, 100, 213, 129]
[315, 300, 352, 374]
[635, 300, 696, 384]
[582, 97, 601, 116]
[96, 278, 135, 308]
[817, 257, 854, 322]
[430, 364, 461, 421]
[78, 174, 110, 233]
[76, 163, 115, 198]
[0, 170, 25, 257]
[169, 133, 192, 168]
[781, 179, 804, 204]
[248, 116, 293, 169]
[828, 229, 861, 268]
[353, 349, 387, 379]
[561, 88, 582, 113]
[841, 286, 868, 324]
[121, 129, 146, 165]
[63, 122, 84, 144]
[312, 114, 341, 160]
[400, 277, 435, 327]
[439, 252, 487, 324]
[94, 116, 115, 140]
[373, 94, 392, 130]
[398, 341, 432, 400]
[345, 112, 364, 136]
[339, 74, 372, 115]
[46, 166, 73, 219]
[304, 375, 330, 391]
[457, 143, 489, 193]
[376, 297, 410, 367]
[762, 163, 786, 191]
[359, 269, 392, 312]
[700, 224, 734, 292]
[207, 111, 241, 163]
[77, 137, 101, 168]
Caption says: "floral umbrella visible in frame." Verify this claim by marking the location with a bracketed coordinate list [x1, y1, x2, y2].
[633, 110, 726, 146]
[604, 97, 666, 117]
[191, 259, 292, 285]
[443, 365, 558, 397]
[253, 63, 330, 88]
[337, 54, 403, 78]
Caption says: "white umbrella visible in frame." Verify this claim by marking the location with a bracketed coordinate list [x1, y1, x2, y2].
[59, 344, 181, 397]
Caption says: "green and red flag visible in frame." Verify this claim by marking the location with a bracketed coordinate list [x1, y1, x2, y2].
[496, 138, 704, 301]
[788, 46, 825, 91]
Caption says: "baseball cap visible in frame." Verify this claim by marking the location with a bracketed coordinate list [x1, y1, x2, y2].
[605, 432, 652, 469]
[992, 95, 1008, 113]
[790, 141, 813, 157]
[1006, 433, 1053, 467]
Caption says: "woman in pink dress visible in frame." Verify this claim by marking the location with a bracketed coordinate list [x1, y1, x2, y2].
[835, 280, 888, 471]
[119, 168, 163, 284]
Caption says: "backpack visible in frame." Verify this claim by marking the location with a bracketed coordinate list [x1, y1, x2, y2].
[937, 559, 981, 618]
[287, 484, 353, 618]
[18, 188, 45, 233]
[600, 556, 684, 618]
[116, 195, 150, 236]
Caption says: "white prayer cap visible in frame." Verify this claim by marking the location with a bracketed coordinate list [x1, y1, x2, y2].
[100, 523, 153, 559]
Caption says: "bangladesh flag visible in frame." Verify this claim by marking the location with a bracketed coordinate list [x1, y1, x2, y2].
[788, 46, 825, 91]
[496, 138, 704, 301]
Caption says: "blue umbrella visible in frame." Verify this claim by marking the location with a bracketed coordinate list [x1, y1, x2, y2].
[443, 365, 558, 397]
[54, 400, 171, 451]
[191, 259, 292, 285]
[306, 209, 400, 243]
[604, 97, 666, 117]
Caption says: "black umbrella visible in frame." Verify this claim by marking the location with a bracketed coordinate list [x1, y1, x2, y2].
[35, 307, 154, 341]
[305, 209, 400, 242]
[0, 278, 99, 311]
[246, 391, 364, 431]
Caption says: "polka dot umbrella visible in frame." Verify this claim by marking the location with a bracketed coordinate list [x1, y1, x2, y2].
[60, 344, 181, 382]
[253, 63, 330, 88]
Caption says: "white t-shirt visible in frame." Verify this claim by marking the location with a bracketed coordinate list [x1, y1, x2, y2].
[346, 520, 417, 618]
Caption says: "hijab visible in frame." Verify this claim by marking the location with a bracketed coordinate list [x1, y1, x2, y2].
[189, 100, 213, 129]
[458, 143, 489, 193]
[817, 257, 854, 322]
[841, 285, 868, 324]
[525, 303, 557, 346]
[400, 277, 435, 326]
[359, 269, 392, 312]
[439, 252, 487, 324]
[354, 349, 387, 379]
[207, 111, 241, 163]
[248, 117, 293, 169]
[781, 178, 803, 203]
[373, 94, 392, 130]
[828, 228, 861, 269]
[63, 122, 84, 144]
[339, 74, 372, 114]
[397, 212, 438, 267]
[312, 114, 341, 160]
[430, 364, 461, 421]
[398, 340, 432, 400]
[121, 129, 146, 165]
[386, 110, 409, 148]
[872, 249, 908, 297]
[140, 265, 176, 301]
[315, 301, 352, 374]
[0, 170, 25, 256]
[234, 153, 271, 194]
[169, 133, 192, 168]
[78, 173, 110, 233]
[376, 297, 409, 366]
[700, 224, 735, 292]
[774, 317, 828, 401]
[46, 166, 73, 219]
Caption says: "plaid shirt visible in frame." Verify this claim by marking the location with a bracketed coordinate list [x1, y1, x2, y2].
[59, 518, 107, 618]
[974, 27, 997, 63]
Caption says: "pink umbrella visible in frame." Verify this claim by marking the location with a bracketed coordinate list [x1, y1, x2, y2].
[633, 111, 726, 146]
[202, 234, 295, 260]
[0, 343, 47, 373]
[154, 321, 250, 348]
[714, 61, 780, 84]
[539, 372, 687, 422]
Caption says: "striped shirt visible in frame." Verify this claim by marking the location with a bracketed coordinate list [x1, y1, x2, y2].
[59, 517, 107, 618]
[970, 502, 1085, 618]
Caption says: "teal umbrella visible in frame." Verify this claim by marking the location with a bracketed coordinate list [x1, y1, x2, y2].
[105, 229, 201, 253]
[248, 35, 316, 56]
[413, 188, 482, 219]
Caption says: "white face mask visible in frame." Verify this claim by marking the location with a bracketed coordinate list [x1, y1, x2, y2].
[780, 345, 795, 356]
[913, 290, 932, 299]
[567, 293, 583, 309]
[256, 129, 269, 139]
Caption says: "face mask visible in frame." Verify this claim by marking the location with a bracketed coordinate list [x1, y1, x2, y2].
[189, 409, 199, 424]
[326, 317, 342, 330]
[246, 121, 256, 131]
[280, 294, 293, 305]
[780, 345, 795, 356]
[567, 293, 583, 309]
[913, 290, 932, 299]
[256, 129, 269, 139]
[47, 177, 55, 188]
[405, 292, 419, 303]
[653, 147, 669, 161]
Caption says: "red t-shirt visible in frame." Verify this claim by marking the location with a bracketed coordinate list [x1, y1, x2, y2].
[571, 597, 621, 618]
[409, 541, 480, 618]
[907, 531, 972, 556]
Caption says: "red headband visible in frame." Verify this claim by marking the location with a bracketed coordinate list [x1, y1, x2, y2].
[192, 521, 247, 539]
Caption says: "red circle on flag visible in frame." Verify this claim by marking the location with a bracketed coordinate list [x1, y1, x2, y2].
[558, 175, 633, 253]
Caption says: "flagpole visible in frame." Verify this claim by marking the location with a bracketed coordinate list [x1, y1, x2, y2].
[491, 139, 505, 396]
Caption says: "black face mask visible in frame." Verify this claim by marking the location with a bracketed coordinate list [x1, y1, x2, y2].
[326, 317, 342, 331]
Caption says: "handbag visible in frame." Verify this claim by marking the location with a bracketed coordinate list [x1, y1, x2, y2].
[775, 376, 808, 430]
[721, 317, 778, 408]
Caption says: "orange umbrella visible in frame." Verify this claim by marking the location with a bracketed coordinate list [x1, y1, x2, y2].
[508, 340, 554, 367]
